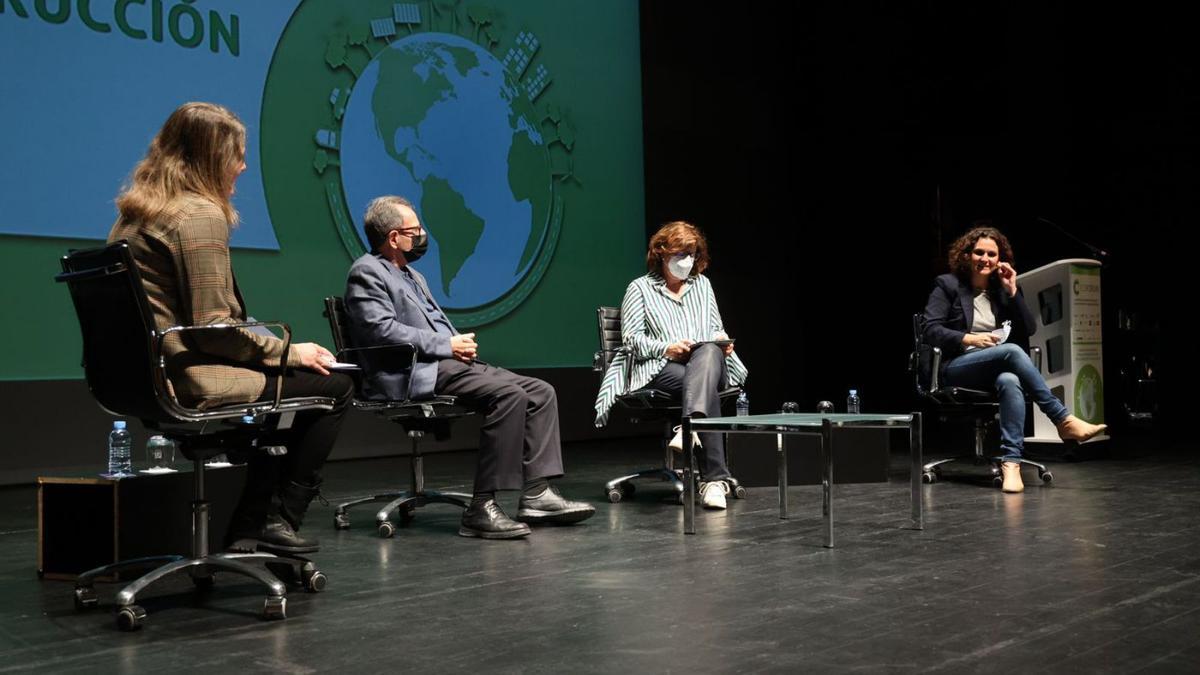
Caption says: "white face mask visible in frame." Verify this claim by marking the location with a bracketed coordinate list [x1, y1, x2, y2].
[667, 253, 694, 280]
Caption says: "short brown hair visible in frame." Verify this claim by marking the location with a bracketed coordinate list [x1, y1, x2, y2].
[948, 223, 1015, 279]
[363, 195, 415, 252]
[645, 221, 710, 276]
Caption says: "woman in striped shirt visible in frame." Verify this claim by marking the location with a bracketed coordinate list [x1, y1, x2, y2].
[595, 221, 748, 509]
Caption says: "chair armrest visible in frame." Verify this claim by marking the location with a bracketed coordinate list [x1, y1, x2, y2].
[157, 320, 292, 417]
[592, 346, 629, 372]
[337, 342, 419, 400]
[929, 346, 942, 393]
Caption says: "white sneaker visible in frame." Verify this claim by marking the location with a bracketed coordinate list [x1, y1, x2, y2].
[700, 480, 729, 510]
[668, 425, 703, 453]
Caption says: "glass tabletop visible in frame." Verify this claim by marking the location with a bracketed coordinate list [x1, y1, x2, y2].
[688, 413, 914, 431]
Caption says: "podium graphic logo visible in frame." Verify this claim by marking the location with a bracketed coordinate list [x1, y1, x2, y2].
[1074, 364, 1104, 424]
[262, 1, 580, 327]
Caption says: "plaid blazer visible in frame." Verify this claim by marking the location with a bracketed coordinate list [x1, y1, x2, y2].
[108, 195, 301, 409]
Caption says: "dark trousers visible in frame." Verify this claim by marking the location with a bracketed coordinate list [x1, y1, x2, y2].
[239, 370, 354, 517]
[649, 343, 730, 480]
[435, 359, 565, 493]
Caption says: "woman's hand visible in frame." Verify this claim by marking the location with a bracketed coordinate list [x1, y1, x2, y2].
[962, 333, 999, 349]
[713, 331, 735, 356]
[997, 262, 1019, 297]
[664, 340, 693, 362]
[451, 333, 478, 363]
[293, 342, 335, 375]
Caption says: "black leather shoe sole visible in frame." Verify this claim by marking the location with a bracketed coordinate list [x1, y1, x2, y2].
[516, 505, 596, 525]
[227, 537, 320, 555]
[457, 523, 531, 539]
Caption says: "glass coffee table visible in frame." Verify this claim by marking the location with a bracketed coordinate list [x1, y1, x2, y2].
[683, 412, 923, 547]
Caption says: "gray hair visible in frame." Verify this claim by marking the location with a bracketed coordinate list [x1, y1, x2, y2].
[363, 195, 415, 252]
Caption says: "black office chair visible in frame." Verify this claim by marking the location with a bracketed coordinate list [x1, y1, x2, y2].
[56, 242, 337, 631]
[323, 297, 473, 538]
[593, 306, 745, 503]
[909, 314, 1052, 487]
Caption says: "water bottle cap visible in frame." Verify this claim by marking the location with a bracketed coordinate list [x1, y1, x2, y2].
[849, 389, 857, 396]
[242, 415, 255, 424]
[113, 420, 127, 430]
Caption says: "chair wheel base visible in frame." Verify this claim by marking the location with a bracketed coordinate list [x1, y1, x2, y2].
[606, 489, 622, 503]
[1040, 470, 1053, 484]
[73, 587, 98, 610]
[377, 521, 396, 538]
[116, 605, 146, 631]
[333, 513, 351, 530]
[262, 596, 286, 621]
[922, 471, 937, 484]
[303, 568, 327, 593]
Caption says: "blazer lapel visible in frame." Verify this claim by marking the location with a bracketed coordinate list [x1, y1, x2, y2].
[378, 257, 442, 333]
[958, 285, 974, 331]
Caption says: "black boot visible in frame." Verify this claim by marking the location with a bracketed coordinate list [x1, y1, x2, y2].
[278, 480, 323, 532]
[226, 499, 320, 555]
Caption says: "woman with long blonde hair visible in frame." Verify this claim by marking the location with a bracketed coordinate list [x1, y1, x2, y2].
[109, 102, 352, 553]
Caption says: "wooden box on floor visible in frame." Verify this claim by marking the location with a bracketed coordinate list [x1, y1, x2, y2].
[37, 465, 246, 580]
[728, 428, 891, 487]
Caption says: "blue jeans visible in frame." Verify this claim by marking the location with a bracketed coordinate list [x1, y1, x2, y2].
[942, 343, 1069, 462]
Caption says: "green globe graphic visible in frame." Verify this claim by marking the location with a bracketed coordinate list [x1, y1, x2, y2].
[339, 32, 553, 310]
[1074, 364, 1104, 424]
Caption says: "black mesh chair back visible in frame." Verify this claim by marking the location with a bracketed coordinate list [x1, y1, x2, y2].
[323, 296, 354, 358]
[56, 242, 338, 628]
[58, 241, 169, 423]
[596, 306, 623, 371]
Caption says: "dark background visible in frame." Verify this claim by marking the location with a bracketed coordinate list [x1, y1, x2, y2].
[640, 1, 1189, 440]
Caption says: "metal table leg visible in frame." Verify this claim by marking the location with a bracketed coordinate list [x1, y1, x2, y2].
[777, 432, 788, 519]
[822, 419, 834, 548]
[910, 412, 923, 530]
[683, 417, 696, 535]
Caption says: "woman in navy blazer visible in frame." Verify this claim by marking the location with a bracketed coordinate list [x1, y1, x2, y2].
[922, 225, 1106, 492]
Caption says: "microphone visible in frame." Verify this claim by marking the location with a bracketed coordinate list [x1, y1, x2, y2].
[1034, 216, 1109, 260]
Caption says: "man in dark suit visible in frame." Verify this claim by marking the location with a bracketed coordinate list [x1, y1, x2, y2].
[343, 196, 594, 539]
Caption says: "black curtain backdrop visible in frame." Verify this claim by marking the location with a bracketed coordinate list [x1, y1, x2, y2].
[640, 2, 1191, 438]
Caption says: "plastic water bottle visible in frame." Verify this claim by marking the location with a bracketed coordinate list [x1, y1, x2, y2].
[106, 420, 133, 478]
[846, 389, 861, 414]
[736, 390, 750, 416]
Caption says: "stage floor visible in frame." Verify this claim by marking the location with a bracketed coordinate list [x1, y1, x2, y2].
[1, 437, 1198, 673]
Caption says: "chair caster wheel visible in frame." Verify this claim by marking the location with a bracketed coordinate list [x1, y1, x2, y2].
[676, 490, 688, 505]
[334, 513, 351, 530]
[606, 488, 622, 504]
[1040, 471, 1053, 484]
[302, 569, 327, 593]
[73, 586, 98, 610]
[116, 605, 146, 631]
[922, 471, 937, 484]
[992, 476, 1004, 488]
[377, 520, 396, 538]
[732, 485, 747, 499]
[262, 596, 286, 621]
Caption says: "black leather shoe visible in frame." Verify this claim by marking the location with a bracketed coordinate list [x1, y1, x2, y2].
[458, 500, 531, 539]
[517, 486, 596, 525]
[227, 514, 320, 554]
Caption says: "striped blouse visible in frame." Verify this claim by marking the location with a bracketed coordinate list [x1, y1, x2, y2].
[594, 272, 748, 426]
